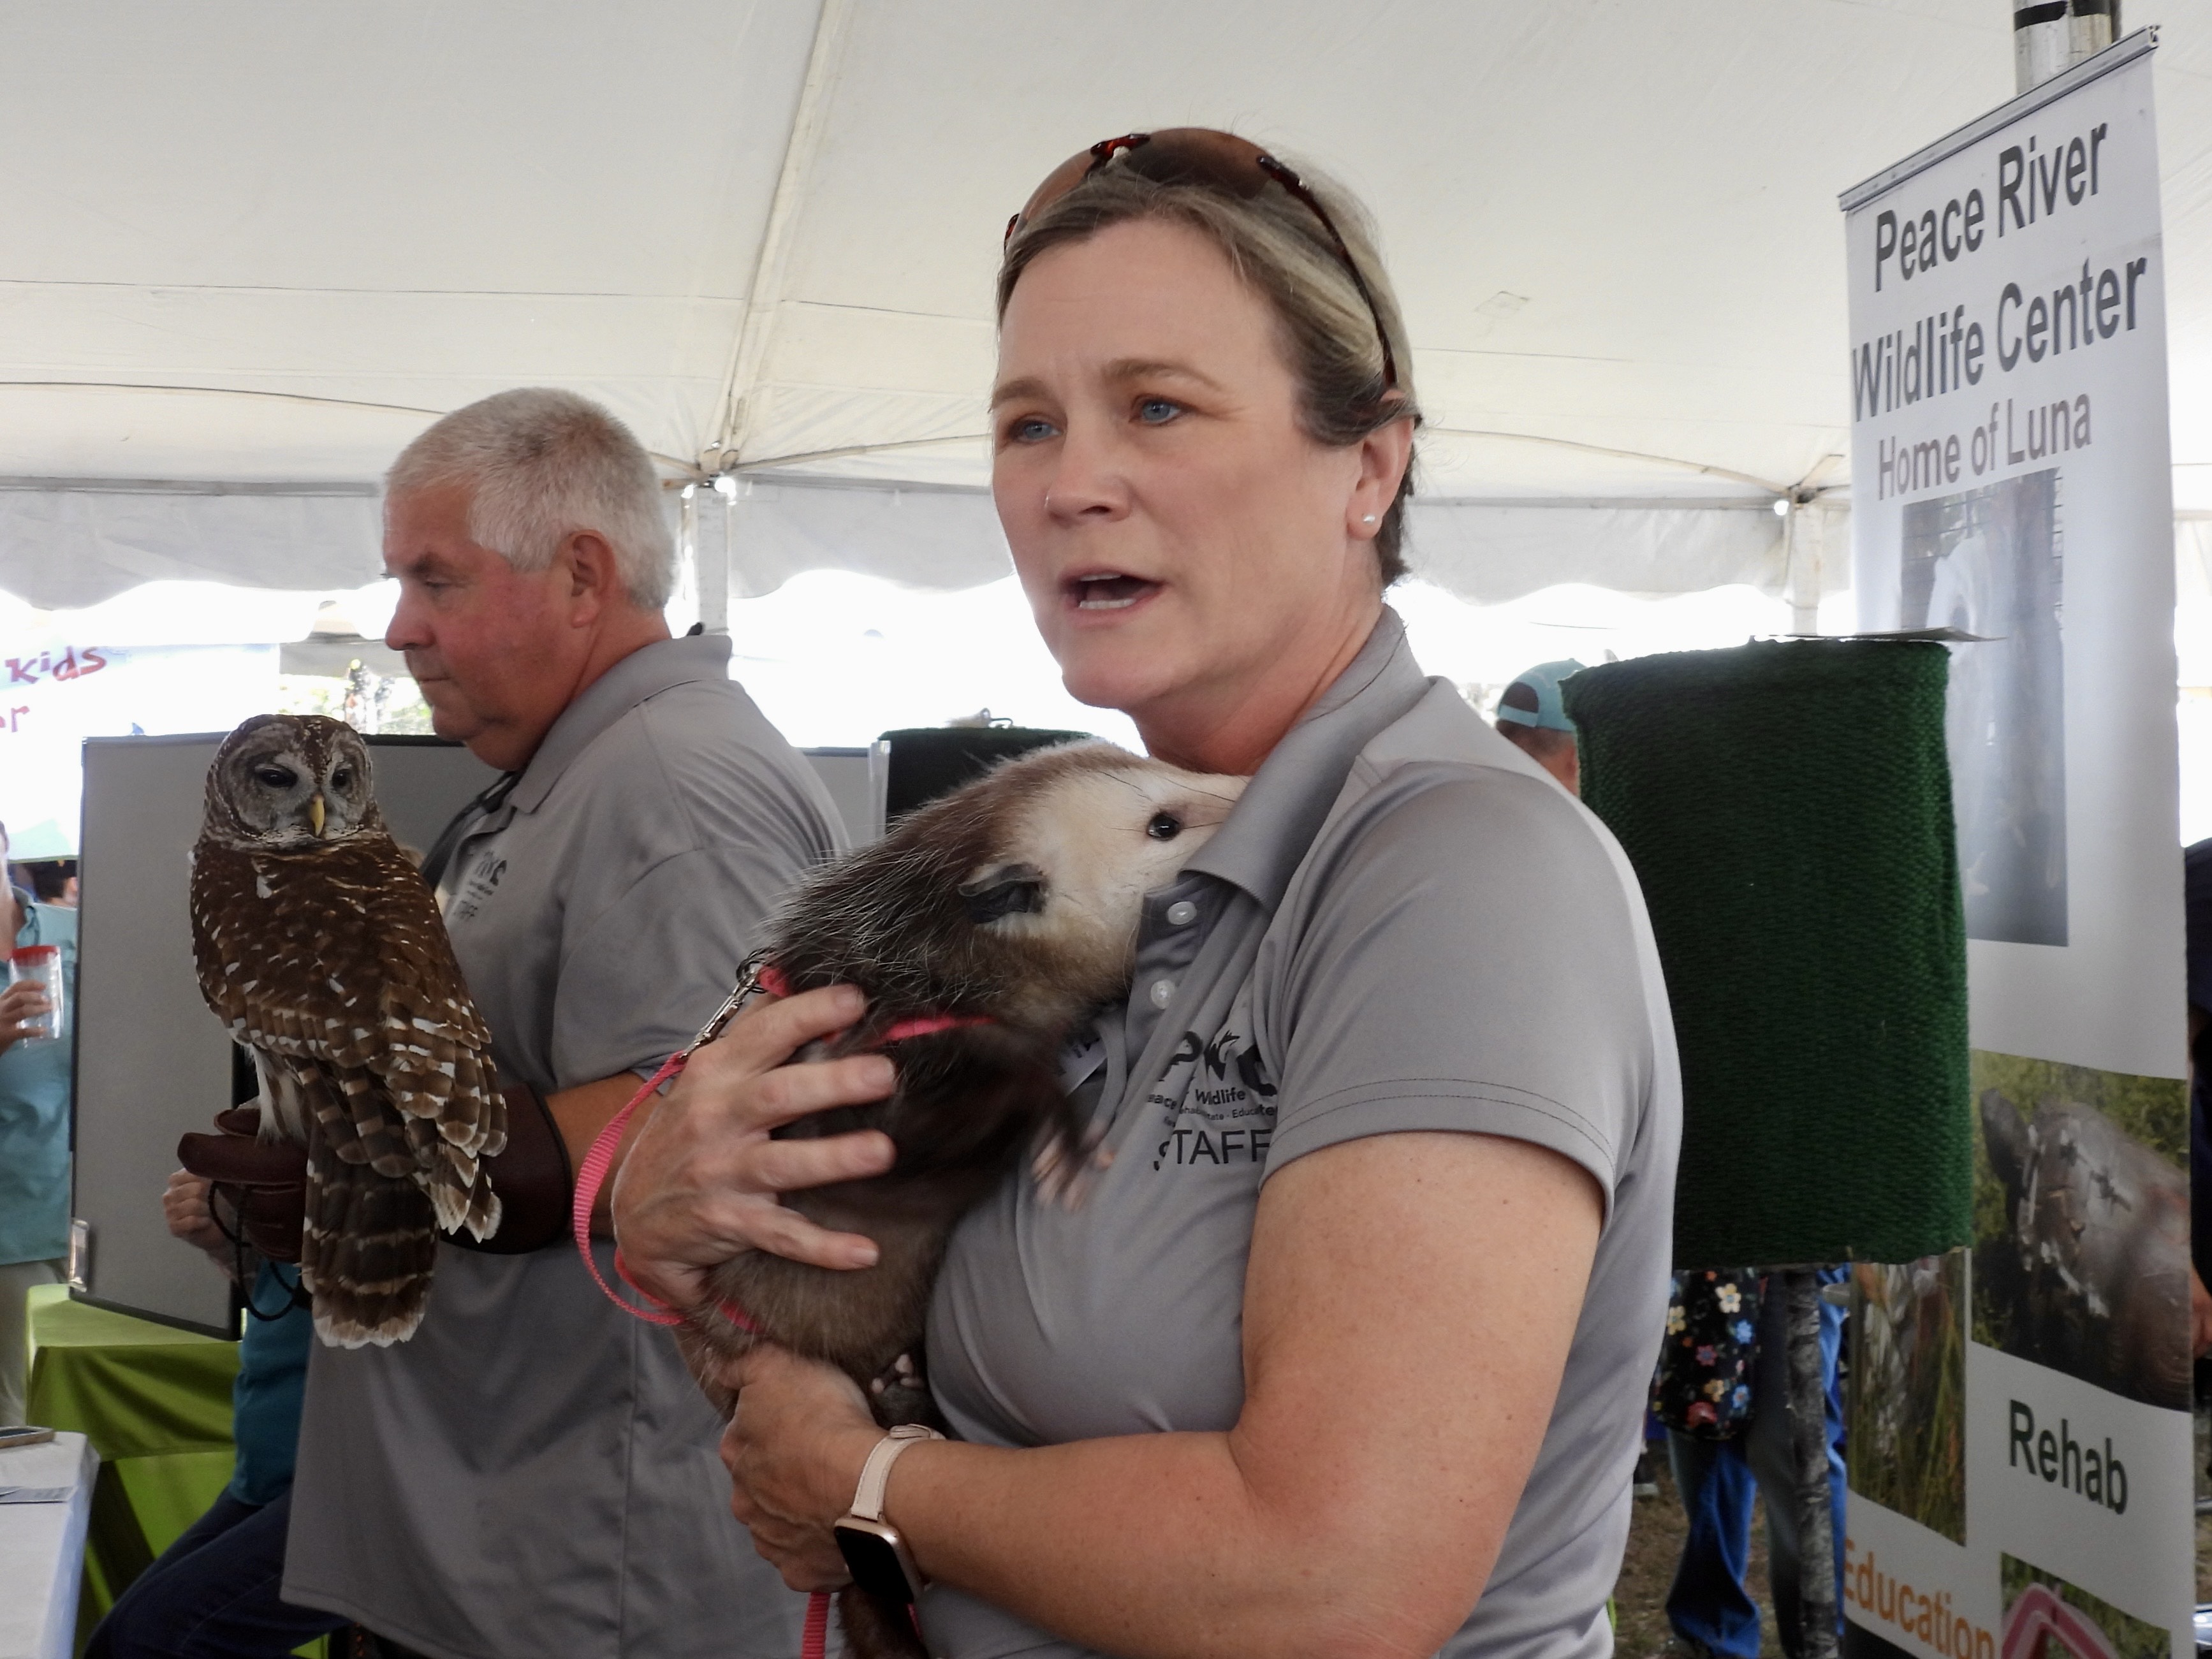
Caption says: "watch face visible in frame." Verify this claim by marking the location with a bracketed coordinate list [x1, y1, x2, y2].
[835, 1520, 919, 1604]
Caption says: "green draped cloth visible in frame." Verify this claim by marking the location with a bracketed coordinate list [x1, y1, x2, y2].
[26, 1284, 238, 1646]
[1562, 639, 1972, 1268]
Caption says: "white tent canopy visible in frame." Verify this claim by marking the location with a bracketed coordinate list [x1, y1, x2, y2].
[0, 1, 2204, 612]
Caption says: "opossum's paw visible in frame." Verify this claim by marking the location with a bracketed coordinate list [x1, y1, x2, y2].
[839, 1586, 930, 1659]
[866, 1352, 942, 1429]
[671, 1320, 752, 1418]
[867, 1350, 920, 1397]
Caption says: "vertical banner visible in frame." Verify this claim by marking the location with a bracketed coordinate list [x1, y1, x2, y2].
[1841, 32, 2189, 1659]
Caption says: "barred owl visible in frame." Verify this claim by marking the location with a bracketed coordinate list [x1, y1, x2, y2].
[190, 714, 503, 1347]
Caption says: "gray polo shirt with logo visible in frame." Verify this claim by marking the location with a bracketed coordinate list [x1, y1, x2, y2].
[920, 611, 1681, 1659]
[284, 633, 844, 1659]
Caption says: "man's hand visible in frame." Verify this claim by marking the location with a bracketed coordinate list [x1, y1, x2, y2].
[0, 980, 52, 1056]
[609, 984, 897, 1312]
[719, 1344, 883, 1591]
[163, 1169, 233, 1265]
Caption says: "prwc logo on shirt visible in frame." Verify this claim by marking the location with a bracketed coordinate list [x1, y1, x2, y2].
[449, 854, 506, 925]
[1149, 1012, 1277, 1173]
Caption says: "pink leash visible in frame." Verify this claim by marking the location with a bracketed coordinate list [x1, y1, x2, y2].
[568, 964, 984, 1658]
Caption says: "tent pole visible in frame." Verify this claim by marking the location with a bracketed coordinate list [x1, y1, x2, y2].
[698, 481, 733, 637]
[2014, 0, 2117, 93]
[1785, 500, 1824, 635]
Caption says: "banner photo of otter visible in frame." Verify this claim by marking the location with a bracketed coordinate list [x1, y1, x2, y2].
[1842, 34, 2189, 1659]
[1970, 1051, 2188, 1413]
[1848, 1253, 1967, 1546]
[1998, 1557, 2169, 1659]
[1898, 472, 2065, 946]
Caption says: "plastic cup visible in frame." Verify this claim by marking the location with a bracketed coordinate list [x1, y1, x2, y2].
[6, 946, 63, 1042]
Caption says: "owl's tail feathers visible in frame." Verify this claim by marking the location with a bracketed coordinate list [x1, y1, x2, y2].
[427, 1144, 502, 1243]
[302, 1146, 437, 1347]
[402, 1114, 502, 1242]
[457, 1158, 501, 1242]
[446, 1046, 507, 1159]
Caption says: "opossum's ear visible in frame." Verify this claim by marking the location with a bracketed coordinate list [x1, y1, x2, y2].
[960, 862, 1046, 923]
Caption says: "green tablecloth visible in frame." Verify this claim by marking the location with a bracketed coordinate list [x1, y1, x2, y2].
[25, 1283, 240, 1644]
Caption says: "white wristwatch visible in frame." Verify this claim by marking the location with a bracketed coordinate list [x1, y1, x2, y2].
[833, 1424, 944, 1605]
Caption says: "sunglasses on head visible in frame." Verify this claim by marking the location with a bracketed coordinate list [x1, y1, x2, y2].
[1007, 128, 1400, 395]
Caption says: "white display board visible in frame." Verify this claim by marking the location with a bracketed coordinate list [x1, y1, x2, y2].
[70, 734, 875, 1334]
[72, 734, 499, 1334]
[1840, 33, 2189, 1659]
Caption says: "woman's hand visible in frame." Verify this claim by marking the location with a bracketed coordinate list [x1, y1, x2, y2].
[719, 1344, 884, 1591]
[0, 981, 51, 1056]
[609, 984, 898, 1311]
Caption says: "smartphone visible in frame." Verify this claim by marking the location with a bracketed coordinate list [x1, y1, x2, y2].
[0, 1426, 56, 1448]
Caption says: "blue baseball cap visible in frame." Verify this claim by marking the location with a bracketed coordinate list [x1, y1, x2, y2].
[1496, 661, 1587, 733]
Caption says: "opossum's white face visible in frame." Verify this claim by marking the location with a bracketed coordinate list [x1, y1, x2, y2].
[957, 758, 1245, 1014]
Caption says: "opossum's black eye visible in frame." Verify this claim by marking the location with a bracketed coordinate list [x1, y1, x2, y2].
[1147, 812, 1183, 841]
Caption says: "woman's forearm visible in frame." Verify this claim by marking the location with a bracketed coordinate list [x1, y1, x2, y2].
[891, 1431, 1453, 1659]
[719, 1134, 1597, 1658]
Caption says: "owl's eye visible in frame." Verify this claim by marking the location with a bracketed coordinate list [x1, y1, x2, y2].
[1146, 812, 1182, 841]
[330, 768, 353, 789]
[256, 766, 298, 789]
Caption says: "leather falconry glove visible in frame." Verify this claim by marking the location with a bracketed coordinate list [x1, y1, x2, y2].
[441, 1076, 574, 1255]
[177, 1106, 307, 1263]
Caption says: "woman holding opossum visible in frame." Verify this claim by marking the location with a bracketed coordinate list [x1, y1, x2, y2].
[615, 131, 1681, 1659]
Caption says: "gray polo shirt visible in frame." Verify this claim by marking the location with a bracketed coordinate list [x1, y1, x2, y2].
[284, 634, 844, 1659]
[921, 611, 1681, 1659]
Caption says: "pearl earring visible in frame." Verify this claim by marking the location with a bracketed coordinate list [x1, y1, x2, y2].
[1361, 514, 1378, 524]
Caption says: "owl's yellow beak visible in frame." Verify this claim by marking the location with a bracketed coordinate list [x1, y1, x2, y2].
[309, 794, 326, 837]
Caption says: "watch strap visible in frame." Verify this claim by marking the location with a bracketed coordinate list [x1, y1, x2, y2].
[850, 1423, 942, 1523]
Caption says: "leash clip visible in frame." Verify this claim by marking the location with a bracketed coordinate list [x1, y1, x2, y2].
[684, 955, 775, 1056]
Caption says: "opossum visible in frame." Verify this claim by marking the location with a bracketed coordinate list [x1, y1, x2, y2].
[680, 741, 1245, 1658]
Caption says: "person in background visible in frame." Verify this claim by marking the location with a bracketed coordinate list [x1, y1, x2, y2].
[82, 1174, 344, 1658]
[0, 818, 74, 1428]
[281, 388, 842, 1659]
[1494, 659, 1586, 793]
[1655, 1268, 1847, 1659]
[28, 860, 79, 907]
[2185, 838, 2210, 1359]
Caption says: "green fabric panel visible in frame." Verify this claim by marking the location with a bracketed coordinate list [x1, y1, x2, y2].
[117, 1450, 238, 1550]
[27, 1287, 237, 1458]
[26, 1286, 243, 1646]
[1562, 639, 1972, 1268]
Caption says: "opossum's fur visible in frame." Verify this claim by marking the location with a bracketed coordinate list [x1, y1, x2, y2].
[679, 742, 1244, 1658]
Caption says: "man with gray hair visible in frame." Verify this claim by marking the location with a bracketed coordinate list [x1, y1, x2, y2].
[279, 388, 844, 1658]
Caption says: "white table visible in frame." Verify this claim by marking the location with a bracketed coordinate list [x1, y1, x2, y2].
[0, 1433, 98, 1659]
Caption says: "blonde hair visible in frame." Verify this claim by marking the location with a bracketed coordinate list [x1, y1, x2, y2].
[386, 388, 673, 609]
[998, 151, 1421, 583]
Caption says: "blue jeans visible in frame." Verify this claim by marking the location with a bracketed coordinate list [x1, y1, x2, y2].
[84, 1488, 348, 1659]
[1666, 1274, 1847, 1659]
